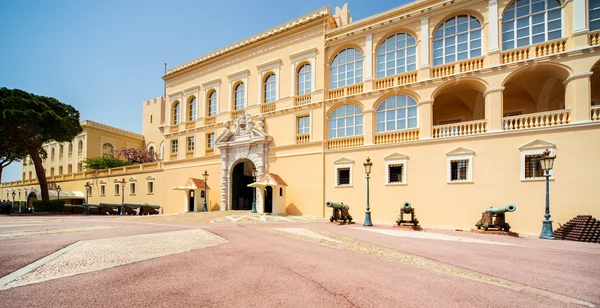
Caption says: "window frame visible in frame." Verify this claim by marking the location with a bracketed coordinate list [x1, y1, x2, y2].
[233, 82, 245, 111]
[263, 73, 277, 104]
[501, 0, 563, 50]
[297, 63, 312, 95]
[207, 133, 215, 149]
[432, 14, 483, 66]
[207, 90, 217, 117]
[376, 33, 418, 78]
[114, 183, 120, 196]
[172, 101, 181, 125]
[187, 136, 195, 153]
[297, 114, 311, 135]
[328, 104, 364, 139]
[188, 97, 197, 122]
[171, 139, 179, 154]
[100, 183, 106, 197]
[591, 0, 600, 31]
[129, 182, 136, 195]
[446, 152, 474, 184]
[376, 95, 419, 133]
[520, 147, 555, 181]
[335, 165, 352, 187]
[330, 47, 364, 89]
[146, 177, 155, 195]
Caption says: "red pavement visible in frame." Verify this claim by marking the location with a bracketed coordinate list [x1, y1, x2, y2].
[0, 216, 598, 308]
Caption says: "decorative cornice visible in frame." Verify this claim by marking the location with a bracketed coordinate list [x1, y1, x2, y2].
[257, 59, 283, 72]
[289, 47, 319, 62]
[81, 120, 144, 140]
[164, 7, 332, 78]
[227, 69, 250, 81]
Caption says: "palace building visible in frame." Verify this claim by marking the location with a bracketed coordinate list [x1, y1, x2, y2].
[2, 0, 600, 234]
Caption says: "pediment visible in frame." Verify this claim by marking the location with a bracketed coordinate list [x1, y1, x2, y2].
[129, 177, 137, 182]
[99, 180, 106, 184]
[146, 176, 155, 180]
[446, 147, 475, 156]
[519, 139, 556, 150]
[334, 157, 354, 165]
[384, 152, 409, 161]
[256, 173, 287, 187]
[216, 113, 269, 146]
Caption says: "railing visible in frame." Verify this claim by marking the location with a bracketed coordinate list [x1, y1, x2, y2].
[205, 148, 214, 156]
[97, 170, 109, 176]
[431, 64, 455, 78]
[169, 125, 179, 133]
[73, 172, 84, 179]
[124, 165, 139, 172]
[398, 72, 418, 85]
[294, 94, 311, 106]
[170, 153, 178, 160]
[205, 116, 216, 125]
[433, 120, 488, 138]
[143, 162, 159, 170]
[374, 76, 394, 90]
[534, 39, 567, 57]
[591, 106, 600, 121]
[231, 109, 244, 119]
[261, 102, 276, 113]
[296, 133, 310, 144]
[328, 88, 344, 99]
[328, 83, 364, 99]
[327, 136, 364, 149]
[458, 57, 484, 72]
[503, 110, 571, 131]
[111, 168, 123, 174]
[347, 84, 363, 95]
[590, 31, 600, 46]
[186, 152, 194, 158]
[501, 47, 530, 64]
[185, 122, 195, 129]
[374, 129, 419, 144]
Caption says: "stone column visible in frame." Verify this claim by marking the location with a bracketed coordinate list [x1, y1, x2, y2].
[220, 150, 229, 211]
[418, 100, 433, 139]
[363, 109, 374, 145]
[564, 72, 593, 122]
[419, 17, 431, 79]
[488, 0, 501, 65]
[572, 0, 589, 48]
[484, 87, 504, 132]
[364, 34, 373, 92]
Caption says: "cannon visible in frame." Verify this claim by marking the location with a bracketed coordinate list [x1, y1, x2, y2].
[475, 204, 516, 232]
[326, 201, 352, 223]
[396, 202, 419, 227]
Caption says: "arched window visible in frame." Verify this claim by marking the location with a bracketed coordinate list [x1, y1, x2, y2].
[78, 140, 83, 153]
[234, 83, 245, 110]
[376, 95, 418, 133]
[591, 0, 600, 31]
[172, 101, 181, 124]
[102, 143, 114, 157]
[207, 90, 217, 116]
[297, 64, 312, 95]
[328, 104, 363, 139]
[279, 187, 283, 196]
[68, 143, 73, 155]
[148, 146, 155, 153]
[50, 148, 55, 161]
[188, 97, 197, 122]
[330, 48, 363, 89]
[502, 0, 562, 50]
[433, 15, 482, 66]
[59, 145, 64, 157]
[376, 33, 417, 78]
[264, 74, 276, 103]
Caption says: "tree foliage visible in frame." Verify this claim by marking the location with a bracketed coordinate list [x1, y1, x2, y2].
[115, 148, 159, 164]
[0, 87, 83, 201]
[83, 156, 133, 170]
[0, 125, 28, 183]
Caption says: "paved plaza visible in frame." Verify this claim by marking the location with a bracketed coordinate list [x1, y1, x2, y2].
[0, 213, 598, 308]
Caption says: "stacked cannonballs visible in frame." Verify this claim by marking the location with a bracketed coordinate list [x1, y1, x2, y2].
[554, 215, 600, 243]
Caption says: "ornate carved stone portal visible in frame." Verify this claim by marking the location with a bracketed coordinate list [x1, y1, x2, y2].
[215, 113, 271, 211]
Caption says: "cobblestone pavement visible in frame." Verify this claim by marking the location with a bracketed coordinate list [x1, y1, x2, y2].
[0, 214, 598, 308]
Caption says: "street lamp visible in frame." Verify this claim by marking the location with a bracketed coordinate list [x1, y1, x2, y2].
[56, 185, 62, 200]
[202, 170, 208, 212]
[251, 166, 258, 213]
[11, 190, 16, 214]
[84, 182, 92, 204]
[539, 148, 556, 240]
[119, 178, 126, 215]
[363, 157, 373, 227]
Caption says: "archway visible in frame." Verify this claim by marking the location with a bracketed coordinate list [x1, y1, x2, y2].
[189, 190, 195, 212]
[503, 65, 569, 116]
[592, 61, 600, 107]
[433, 80, 486, 125]
[231, 159, 256, 211]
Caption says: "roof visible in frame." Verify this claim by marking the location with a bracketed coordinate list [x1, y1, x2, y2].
[258, 173, 288, 186]
[164, 7, 334, 79]
[189, 178, 210, 190]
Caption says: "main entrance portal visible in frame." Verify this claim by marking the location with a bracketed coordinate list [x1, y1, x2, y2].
[231, 160, 256, 211]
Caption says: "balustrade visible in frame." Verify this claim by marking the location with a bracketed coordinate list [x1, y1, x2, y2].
[261, 102, 276, 113]
[185, 122, 195, 129]
[205, 148, 214, 156]
[501, 47, 530, 64]
[296, 133, 310, 144]
[374, 76, 394, 90]
[231, 109, 244, 119]
[534, 39, 566, 57]
[458, 57, 484, 72]
[502, 110, 571, 131]
[294, 94, 311, 106]
[591, 106, 600, 121]
[374, 129, 419, 144]
[328, 88, 344, 99]
[590, 31, 600, 46]
[347, 84, 363, 95]
[205, 116, 216, 125]
[433, 120, 488, 138]
[398, 72, 418, 85]
[431, 64, 455, 78]
[327, 136, 364, 149]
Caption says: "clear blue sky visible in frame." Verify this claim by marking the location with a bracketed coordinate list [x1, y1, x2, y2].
[0, 0, 408, 182]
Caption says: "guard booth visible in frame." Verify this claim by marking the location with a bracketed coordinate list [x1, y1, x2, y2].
[172, 178, 210, 212]
[248, 173, 287, 215]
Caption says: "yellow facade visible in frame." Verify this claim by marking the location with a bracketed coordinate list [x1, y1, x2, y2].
[2, 0, 600, 234]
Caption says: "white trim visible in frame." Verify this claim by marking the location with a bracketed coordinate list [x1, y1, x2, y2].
[488, 0, 499, 51]
[146, 178, 155, 195]
[420, 16, 429, 68]
[573, 0, 588, 34]
[227, 69, 250, 81]
[289, 47, 318, 63]
[385, 158, 407, 186]
[520, 147, 555, 181]
[334, 163, 353, 188]
[446, 150, 474, 184]
[257, 59, 282, 73]
[365, 34, 373, 80]
[202, 79, 221, 89]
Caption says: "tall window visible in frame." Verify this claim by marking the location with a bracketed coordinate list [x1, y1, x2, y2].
[188, 97, 197, 122]
[50, 148, 55, 161]
[433, 15, 482, 66]
[297, 64, 312, 95]
[172, 101, 181, 124]
[330, 48, 363, 89]
[502, 0, 562, 50]
[78, 140, 83, 153]
[589, 0, 600, 31]
[297, 115, 310, 134]
[234, 82, 245, 110]
[376, 33, 417, 78]
[328, 104, 363, 139]
[187, 136, 195, 152]
[207, 90, 217, 116]
[450, 160, 469, 181]
[171, 139, 178, 154]
[68, 143, 72, 156]
[59, 145, 64, 158]
[376, 95, 418, 133]
[114, 183, 120, 196]
[525, 154, 544, 178]
[264, 74, 276, 103]
[207, 133, 215, 149]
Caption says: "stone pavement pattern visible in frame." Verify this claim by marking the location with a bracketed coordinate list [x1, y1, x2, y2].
[0, 213, 598, 308]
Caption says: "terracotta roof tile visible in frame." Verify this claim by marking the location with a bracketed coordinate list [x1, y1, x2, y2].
[189, 178, 210, 190]
[258, 173, 287, 186]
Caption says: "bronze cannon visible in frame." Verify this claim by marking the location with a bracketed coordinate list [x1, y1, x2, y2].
[396, 202, 419, 227]
[326, 201, 353, 223]
[475, 204, 516, 232]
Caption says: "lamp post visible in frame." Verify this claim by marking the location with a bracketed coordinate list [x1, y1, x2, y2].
[363, 157, 373, 227]
[84, 182, 92, 205]
[11, 190, 16, 215]
[202, 170, 208, 212]
[119, 178, 126, 215]
[251, 166, 258, 213]
[56, 185, 62, 200]
[539, 148, 556, 240]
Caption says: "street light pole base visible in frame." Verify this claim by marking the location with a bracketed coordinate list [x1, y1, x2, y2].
[363, 211, 373, 227]
[202, 202, 208, 212]
[539, 220, 555, 240]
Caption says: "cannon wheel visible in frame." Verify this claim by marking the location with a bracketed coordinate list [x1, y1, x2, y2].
[475, 221, 482, 229]
[503, 224, 511, 232]
[329, 216, 334, 223]
[482, 223, 489, 231]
